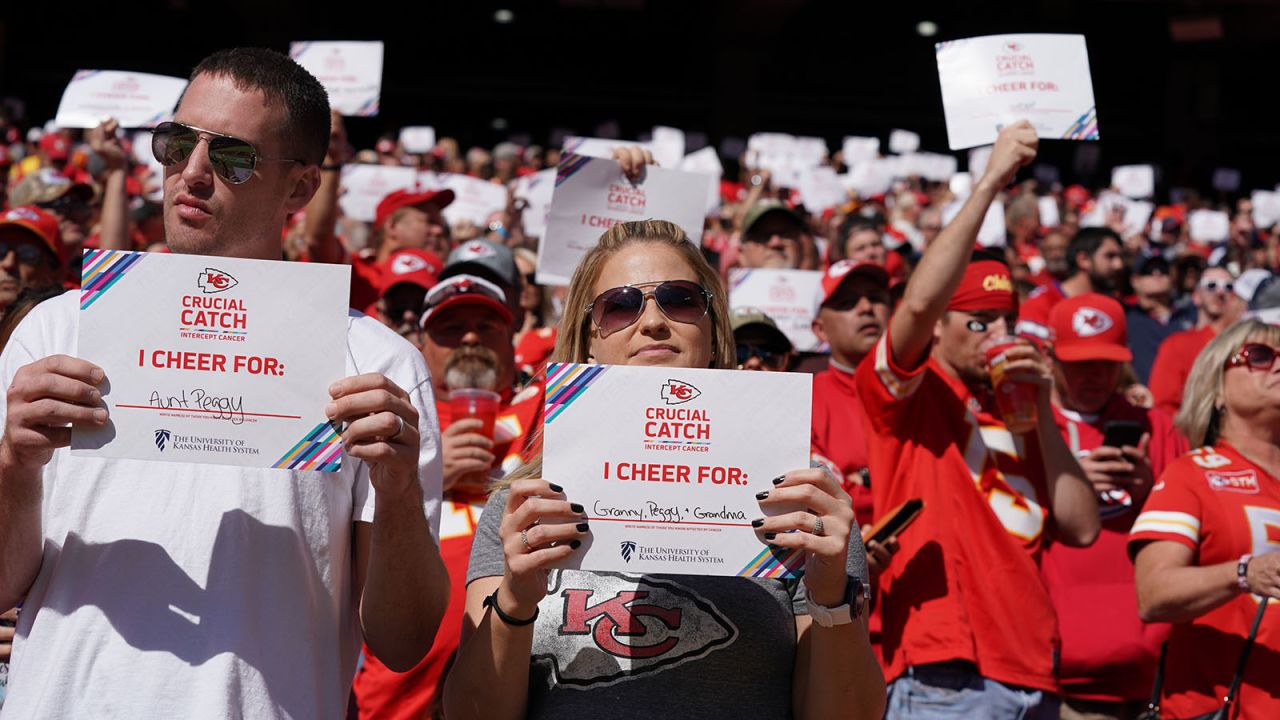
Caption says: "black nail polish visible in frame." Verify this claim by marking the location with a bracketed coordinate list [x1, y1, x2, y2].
[764, 532, 777, 540]
[570, 503, 584, 513]
[548, 483, 563, 492]
[570, 540, 582, 549]
[751, 518, 765, 528]
[576, 522, 590, 532]
[755, 490, 769, 500]
[771, 475, 786, 485]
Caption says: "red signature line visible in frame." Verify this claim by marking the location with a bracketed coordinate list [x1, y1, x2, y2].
[115, 404, 301, 420]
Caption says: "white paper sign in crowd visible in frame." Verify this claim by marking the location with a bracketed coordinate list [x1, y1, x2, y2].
[512, 168, 556, 238]
[842, 136, 880, 164]
[1189, 209, 1231, 243]
[888, 129, 920, 154]
[537, 155, 709, 285]
[679, 146, 724, 215]
[728, 269, 824, 352]
[437, 173, 509, 227]
[399, 126, 436, 153]
[338, 164, 419, 223]
[542, 363, 811, 578]
[74, 251, 350, 470]
[935, 33, 1100, 151]
[563, 135, 655, 162]
[1112, 164, 1156, 199]
[1252, 190, 1280, 230]
[54, 70, 187, 129]
[290, 41, 384, 116]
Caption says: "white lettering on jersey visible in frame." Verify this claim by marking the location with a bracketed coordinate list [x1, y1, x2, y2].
[963, 416, 1045, 542]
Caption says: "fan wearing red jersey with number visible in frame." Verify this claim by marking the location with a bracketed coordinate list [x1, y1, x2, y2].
[854, 121, 1100, 718]
[1130, 320, 1280, 719]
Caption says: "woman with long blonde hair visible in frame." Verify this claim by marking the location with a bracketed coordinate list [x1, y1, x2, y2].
[1130, 320, 1280, 718]
[443, 218, 884, 719]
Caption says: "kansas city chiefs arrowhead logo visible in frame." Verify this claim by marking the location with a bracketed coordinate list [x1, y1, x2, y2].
[1071, 307, 1113, 337]
[660, 380, 701, 405]
[198, 268, 239, 294]
[532, 571, 738, 689]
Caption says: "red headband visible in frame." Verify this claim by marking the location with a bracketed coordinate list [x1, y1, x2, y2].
[947, 260, 1017, 312]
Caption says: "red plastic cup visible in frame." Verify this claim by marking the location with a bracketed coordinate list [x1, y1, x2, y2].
[982, 336, 1039, 434]
[449, 389, 500, 439]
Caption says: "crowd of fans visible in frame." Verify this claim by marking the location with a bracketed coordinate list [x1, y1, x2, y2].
[2, 45, 1280, 720]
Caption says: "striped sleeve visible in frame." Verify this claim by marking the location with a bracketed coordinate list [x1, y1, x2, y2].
[1129, 460, 1204, 553]
[869, 331, 926, 401]
[1015, 319, 1051, 341]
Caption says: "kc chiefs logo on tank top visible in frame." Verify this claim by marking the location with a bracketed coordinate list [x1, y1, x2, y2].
[530, 571, 739, 689]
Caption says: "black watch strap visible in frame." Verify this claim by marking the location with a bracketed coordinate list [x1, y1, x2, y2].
[484, 588, 539, 626]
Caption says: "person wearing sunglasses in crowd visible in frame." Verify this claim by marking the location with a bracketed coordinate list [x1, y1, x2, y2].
[443, 218, 884, 720]
[729, 306, 793, 372]
[855, 122, 1099, 718]
[0, 48, 449, 719]
[7, 169, 93, 281]
[1131, 320, 1280, 719]
[1037, 294, 1187, 719]
[1149, 265, 1245, 417]
[0, 206, 63, 320]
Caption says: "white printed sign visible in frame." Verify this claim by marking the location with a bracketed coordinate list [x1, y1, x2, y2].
[1252, 190, 1280, 229]
[74, 251, 349, 470]
[438, 174, 509, 227]
[1112, 165, 1155, 199]
[935, 33, 1100, 150]
[54, 70, 186, 129]
[888, 129, 920, 154]
[290, 41, 384, 116]
[842, 136, 880, 165]
[679, 147, 723, 215]
[538, 156, 708, 285]
[399, 126, 436, 153]
[796, 167, 846, 212]
[650, 126, 686, 169]
[338, 164, 419, 223]
[728, 269, 824, 352]
[543, 363, 811, 578]
[1188, 209, 1230, 244]
[512, 168, 556, 238]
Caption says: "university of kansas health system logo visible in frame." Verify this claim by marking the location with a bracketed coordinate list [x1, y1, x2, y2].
[154, 429, 171, 451]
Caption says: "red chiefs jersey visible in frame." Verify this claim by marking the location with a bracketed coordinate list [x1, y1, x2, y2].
[810, 360, 874, 521]
[353, 383, 544, 719]
[1148, 325, 1216, 417]
[1015, 282, 1066, 342]
[1128, 443, 1280, 720]
[1041, 400, 1186, 701]
[854, 330, 1059, 692]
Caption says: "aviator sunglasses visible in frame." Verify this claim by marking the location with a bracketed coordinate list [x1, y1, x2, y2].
[586, 280, 711, 336]
[151, 121, 306, 184]
[1226, 343, 1280, 372]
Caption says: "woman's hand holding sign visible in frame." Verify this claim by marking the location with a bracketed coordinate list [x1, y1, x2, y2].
[496, 478, 590, 618]
[753, 467, 856, 607]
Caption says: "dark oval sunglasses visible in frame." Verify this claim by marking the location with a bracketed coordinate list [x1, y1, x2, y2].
[1226, 343, 1280, 372]
[150, 121, 305, 185]
[736, 344, 787, 368]
[586, 280, 711, 336]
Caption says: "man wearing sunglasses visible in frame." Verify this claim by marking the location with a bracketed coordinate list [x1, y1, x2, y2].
[1149, 266, 1245, 416]
[729, 306, 793, 371]
[0, 48, 449, 719]
[854, 122, 1098, 717]
[0, 206, 63, 318]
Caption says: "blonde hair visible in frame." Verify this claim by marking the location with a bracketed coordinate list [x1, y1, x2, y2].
[495, 220, 733, 490]
[1175, 320, 1280, 447]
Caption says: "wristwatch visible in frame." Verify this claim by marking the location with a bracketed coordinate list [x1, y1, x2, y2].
[1238, 554, 1253, 592]
[807, 577, 868, 627]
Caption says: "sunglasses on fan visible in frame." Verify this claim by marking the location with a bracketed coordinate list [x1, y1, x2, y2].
[586, 280, 711, 336]
[150, 121, 307, 184]
[1226, 343, 1280, 372]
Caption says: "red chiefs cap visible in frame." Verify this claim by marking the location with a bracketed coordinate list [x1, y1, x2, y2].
[0, 205, 63, 262]
[1049, 293, 1132, 362]
[39, 133, 71, 161]
[374, 188, 456, 230]
[813, 259, 890, 314]
[420, 274, 513, 327]
[381, 248, 442, 295]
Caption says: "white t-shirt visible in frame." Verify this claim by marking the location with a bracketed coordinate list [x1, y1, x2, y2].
[0, 292, 442, 720]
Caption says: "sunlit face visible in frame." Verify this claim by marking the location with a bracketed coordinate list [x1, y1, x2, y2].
[813, 275, 890, 363]
[934, 308, 1017, 387]
[844, 229, 886, 265]
[164, 73, 315, 260]
[1221, 335, 1280, 424]
[587, 243, 714, 368]
[422, 305, 515, 394]
[740, 214, 801, 269]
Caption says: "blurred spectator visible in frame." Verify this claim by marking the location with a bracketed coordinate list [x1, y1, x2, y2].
[737, 200, 804, 269]
[376, 248, 442, 344]
[1041, 294, 1184, 717]
[0, 206, 64, 316]
[1017, 227, 1125, 342]
[439, 238, 523, 323]
[511, 248, 556, 380]
[729, 306, 793, 371]
[1149, 266, 1245, 416]
[1125, 253, 1176, 384]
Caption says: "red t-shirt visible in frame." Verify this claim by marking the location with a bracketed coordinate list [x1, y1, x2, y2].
[1128, 443, 1280, 720]
[1015, 282, 1066, 342]
[352, 384, 544, 719]
[809, 361, 874, 521]
[514, 326, 557, 378]
[854, 330, 1059, 691]
[1148, 325, 1216, 417]
[1041, 400, 1187, 701]
[297, 244, 382, 314]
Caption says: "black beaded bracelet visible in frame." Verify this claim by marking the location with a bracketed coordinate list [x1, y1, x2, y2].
[483, 588, 539, 626]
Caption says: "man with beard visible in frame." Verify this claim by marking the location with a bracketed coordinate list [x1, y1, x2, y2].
[1016, 227, 1125, 343]
[353, 273, 543, 720]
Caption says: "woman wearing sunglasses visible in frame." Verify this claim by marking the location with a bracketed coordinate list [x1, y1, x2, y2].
[1131, 320, 1280, 719]
[443, 220, 884, 719]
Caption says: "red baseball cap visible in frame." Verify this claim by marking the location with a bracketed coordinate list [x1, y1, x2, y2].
[374, 188, 456, 230]
[0, 205, 63, 262]
[39, 133, 70, 161]
[1049, 293, 1132, 362]
[814, 259, 890, 314]
[381, 248, 442, 295]
[420, 274, 513, 327]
